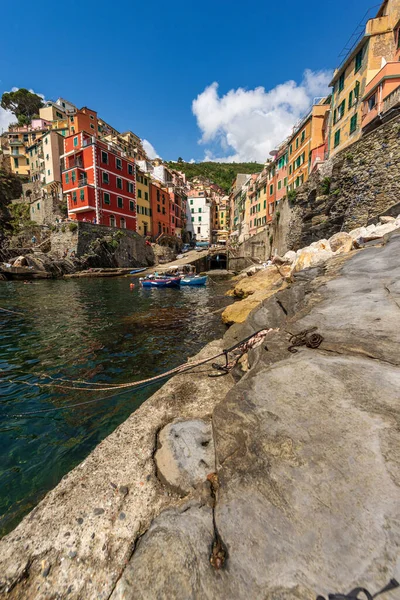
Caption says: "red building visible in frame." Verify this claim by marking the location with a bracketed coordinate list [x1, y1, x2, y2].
[62, 130, 136, 230]
[150, 181, 171, 237]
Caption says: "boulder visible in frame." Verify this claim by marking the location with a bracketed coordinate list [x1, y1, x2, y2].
[13, 255, 28, 267]
[292, 246, 333, 273]
[222, 283, 288, 325]
[283, 250, 297, 264]
[379, 216, 395, 224]
[349, 226, 368, 240]
[229, 266, 290, 300]
[309, 239, 330, 251]
[374, 222, 398, 237]
[154, 419, 215, 495]
[328, 232, 353, 254]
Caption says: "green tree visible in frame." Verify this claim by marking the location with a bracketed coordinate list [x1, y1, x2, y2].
[177, 157, 184, 163]
[1, 88, 44, 126]
[0, 170, 23, 242]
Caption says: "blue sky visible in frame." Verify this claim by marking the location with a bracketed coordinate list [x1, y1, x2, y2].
[1, 0, 374, 162]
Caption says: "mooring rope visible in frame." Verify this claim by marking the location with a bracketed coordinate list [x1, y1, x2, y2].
[0, 306, 24, 316]
[1, 328, 277, 418]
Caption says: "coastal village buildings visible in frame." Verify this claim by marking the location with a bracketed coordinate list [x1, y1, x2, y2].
[149, 180, 171, 237]
[136, 167, 151, 236]
[62, 131, 137, 230]
[187, 189, 212, 243]
[329, 0, 400, 156]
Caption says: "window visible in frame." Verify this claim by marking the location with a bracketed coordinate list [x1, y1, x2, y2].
[263, 185, 266, 194]
[296, 137, 299, 149]
[46, 154, 49, 161]
[368, 94, 376, 111]
[278, 180, 282, 190]
[129, 200, 135, 211]
[103, 172, 109, 184]
[157, 205, 161, 213]
[116, 158, 122, 170]
[116, 177, 122, 189]
[397, 28, 400, 49]
[289, 144, 292, 154]
[334, 129, 341, 148]
[47, 169, 50, 176]
[138, 189, 142, 198]
[355, 48, 363, 73]
[198, 207, 202, 213]
[348, 90, 353, 110]
[102, 151, 108, 164]
[73, 136, 78, 147]
[198, 216, 202, 222]
[71, 171, 76, 183]
[162, 207, 166, 215]
[70, 116, 74, 123]
[56, 111, 63, 119]
[289, 165, 292, 175]
[65, 173, 69, 184]
[72, 191, 77, 201]
[104, 192, 110, 204]
[301, 130, 305, 143]
[263, 200, 266, 209]
[110, 215, 116, 227]
[191, 217, 194, 222]
[128, 164, 133, 175]
[191, 208, 194, 213]
[269, 184, 273, 195]
[128, 182, 134, 193]
[144, 178, 148, 185]
[354, 80, 360, 101]
[197, 227, 201, 234]
[37, 202, 40, 210]
[120, 217, 126, 229]
[145, 191, 148, 200]
[338, 72, 345, 93]
[90, 124, 95, 130]
[45, 137, 48, 145]
[117, 197, 123, 208]
[90, 114, 94, 120]
[337, 100, 345, 122]
[284, 177, 287, 187]
[350, 114, 357, 134]
[80, 189, 85, 200]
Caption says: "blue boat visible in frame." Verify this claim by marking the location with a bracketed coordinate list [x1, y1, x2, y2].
[140, 276, 181, 288]
[180, 275, 207, 286]
[130, 267, 148, 274]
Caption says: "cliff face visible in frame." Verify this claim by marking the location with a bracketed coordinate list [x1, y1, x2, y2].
[1, 231, 399, 599]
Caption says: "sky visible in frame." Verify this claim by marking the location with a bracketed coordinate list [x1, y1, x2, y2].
[0, 0, 377, 163]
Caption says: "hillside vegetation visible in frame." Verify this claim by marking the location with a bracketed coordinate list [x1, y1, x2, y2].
[166, 161, 263, 192]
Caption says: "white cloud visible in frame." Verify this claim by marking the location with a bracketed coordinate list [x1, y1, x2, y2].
[142, 139, 159, 159]
[192, 69, 332, 163]
[0, 107, 15, 133]
[189, 158, 196, 164]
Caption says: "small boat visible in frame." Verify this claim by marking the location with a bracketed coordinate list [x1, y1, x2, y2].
[140, 276, 181, 288]
[180, 275, 207, 286]
[129, 267, 148, 274]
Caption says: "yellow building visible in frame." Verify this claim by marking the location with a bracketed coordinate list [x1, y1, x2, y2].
[287, 100, 330, 191]
[329, 0, 400, 156]
[251, 169, 268, 234]
[136, 167, 151, 236]
[6, 122, 50, 177]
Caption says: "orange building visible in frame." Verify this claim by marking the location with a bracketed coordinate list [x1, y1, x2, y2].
[362, 61, 400, 131]
[150, 180, 171, 237]
[69, 107, 99, 137]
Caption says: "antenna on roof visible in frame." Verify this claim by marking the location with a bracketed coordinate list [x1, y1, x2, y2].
[337, 4, 381, 63]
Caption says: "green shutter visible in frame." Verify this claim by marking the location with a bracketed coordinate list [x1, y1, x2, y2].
[348, 91, 353, 110]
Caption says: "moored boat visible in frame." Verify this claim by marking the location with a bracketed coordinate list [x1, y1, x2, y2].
[129, 267, 148, 275]
[140, 276, 181, 288]
[180, 275, 207, 286]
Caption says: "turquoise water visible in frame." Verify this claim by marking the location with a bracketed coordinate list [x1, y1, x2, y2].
[0, 276, 232, 537]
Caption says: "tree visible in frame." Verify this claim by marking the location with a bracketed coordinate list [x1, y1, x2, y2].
[177, 157, 184, 163]
[1, 89, 44, 126]
[0, 170, 23, 242]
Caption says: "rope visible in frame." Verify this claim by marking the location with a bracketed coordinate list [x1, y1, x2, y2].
[286, 327, 324, 353]
[316, 578, 399, 599]
[0, 306, 24, 316]
[2, 327, 276, 418]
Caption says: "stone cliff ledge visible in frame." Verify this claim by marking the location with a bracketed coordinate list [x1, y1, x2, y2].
[1, 233, 400, 599]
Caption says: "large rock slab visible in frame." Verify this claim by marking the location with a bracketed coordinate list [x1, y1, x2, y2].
[155, 419, 215, 494]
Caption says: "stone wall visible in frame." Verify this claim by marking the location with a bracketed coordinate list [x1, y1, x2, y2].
[50, 222, 155, 268]
[286, 114, 400, 250]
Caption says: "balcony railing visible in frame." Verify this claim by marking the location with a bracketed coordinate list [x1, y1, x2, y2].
[383, 85, 400, 113]
[78, 178, 88, 187]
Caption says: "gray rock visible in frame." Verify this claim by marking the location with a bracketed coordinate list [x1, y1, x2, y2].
[155, 419, 215, 495]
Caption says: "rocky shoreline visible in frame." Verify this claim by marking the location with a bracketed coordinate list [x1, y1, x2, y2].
[1, 230, 399, 599]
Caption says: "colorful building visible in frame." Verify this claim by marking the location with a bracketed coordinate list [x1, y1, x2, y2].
[329, 0, 400, 156]
[150, 180, 171, 237]
[186, 189, 212, 242]
[62, 131, 136, 230]
[6, 122, 51, 177]
[136, 167, 151, 236]
[287, 99, 330, 191]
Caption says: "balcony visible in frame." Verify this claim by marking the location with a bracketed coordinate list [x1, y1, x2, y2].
[78, 178, 88, 187]
[9, 139, 23, 146]
[383, 84, 400, 113]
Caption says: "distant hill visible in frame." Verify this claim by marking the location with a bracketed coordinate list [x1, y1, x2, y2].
[166, 161, 263, 193]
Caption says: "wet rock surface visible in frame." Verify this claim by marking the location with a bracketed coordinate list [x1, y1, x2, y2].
[1, 234, 400, 599]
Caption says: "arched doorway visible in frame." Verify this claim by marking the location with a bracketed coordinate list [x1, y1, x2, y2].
[209, 253, 227, 269]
